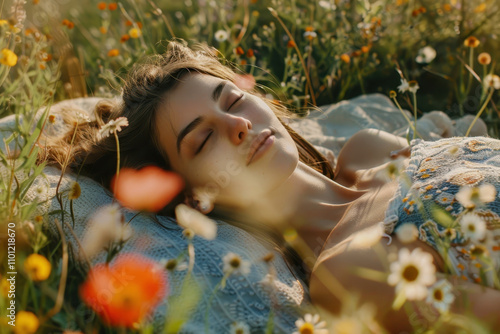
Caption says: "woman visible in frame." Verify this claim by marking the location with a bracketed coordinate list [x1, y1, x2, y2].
[43, 40, 500, 331]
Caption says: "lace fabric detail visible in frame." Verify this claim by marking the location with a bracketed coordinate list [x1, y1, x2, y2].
[383, 136, 500, 288]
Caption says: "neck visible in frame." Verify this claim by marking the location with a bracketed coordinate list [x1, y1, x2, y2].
[232, 161, 365, 258]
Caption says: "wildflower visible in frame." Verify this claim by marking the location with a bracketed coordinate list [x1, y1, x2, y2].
[107, 49, 120, 57]
[222, 252, 251, 276]
[293, 313, 328, 334]
[408, 80, 419, 93]
[14, 311, 39, 334]
[459, 213, 486, 242]
[388, 247, 436, 300]
[246, 48, 254, 58]
[474, 3, 486, 13]
[97, 2, 106, 10]
[68, 181, 81, 200]
[62, 19, 75, 29]
[214, 30, 229, 42]
[397, 79, 410, 93]
[1, 277, 10, 296]
[318, 1, 335, 10]
[80, 253, 168, 328]
[108, 2, 117, 10]
[483, 74, 500, 90]
[477, 52, 491, 65]
[24, 254, 51, 281]
[304, 30, 317, 41]
[129, 27, 141, 38]
[415, 46, 436, 64]
[76, 111, 91, 123]
[112, 166, 184, 212]
[234, 73, 256, 90]
[175, 204, 217, 240]
[464, 36, 480, 48]
[99, 117, 128, 137]
[361, 45, 370, 53]
[120, 34, 130, 43]
[389, 90, 397, 98]
[99, 26, 107, 34]
[442, 3, 452, 11]
[235, 46, 244, 55]
[395, 223, 419, 244]
[230, 322, 251, 334]
[0, 48, 18, 67]
[426, 279, 455, 313]
[456, 183, 497, 209]
[240, 59, 247, 65]
[81, 203, 131, 258]
[287, 40, 296, 48]
[340, 53, 350, 64]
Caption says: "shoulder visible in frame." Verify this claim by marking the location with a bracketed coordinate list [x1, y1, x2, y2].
[334, 129, 409, 187]
[337, 129, 408, 170]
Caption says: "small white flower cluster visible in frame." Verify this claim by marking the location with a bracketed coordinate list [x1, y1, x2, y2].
[397, 78, 419, 94]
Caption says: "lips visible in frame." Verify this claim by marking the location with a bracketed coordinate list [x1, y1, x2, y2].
[246, 129, 274, 165]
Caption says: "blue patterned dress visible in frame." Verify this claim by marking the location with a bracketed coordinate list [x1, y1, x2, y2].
[384, 137, 500, 288]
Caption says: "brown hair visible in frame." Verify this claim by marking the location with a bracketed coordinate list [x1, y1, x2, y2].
[40, 39, 335, 282]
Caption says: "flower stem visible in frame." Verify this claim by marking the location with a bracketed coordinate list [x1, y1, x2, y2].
[465, 87, 494, 137]
[204, 271, 231, 333]
[412, 92, 418, 140]
[113, 131, 121, 194]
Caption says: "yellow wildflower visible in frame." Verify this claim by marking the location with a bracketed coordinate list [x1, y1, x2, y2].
[14, 311, 39, 334]
[340, 53, 350, 64]
[107, 49, 120, 57]
[129, 27, 141, 39]
[474, 3, 486, 13]
[0, 49, 17, 67]
[24, 254, 51, 282]
[464, 36, 480, 48]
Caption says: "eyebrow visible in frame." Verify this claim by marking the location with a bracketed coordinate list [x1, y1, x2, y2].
[176, 82, 227, 155]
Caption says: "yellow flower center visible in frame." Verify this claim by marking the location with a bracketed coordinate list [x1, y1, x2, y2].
[299, 323, 315, 334]
[402, 264, 419, 282]
[467, 224, 475, 232]
[230, 257, 241, 268]
[433, 289, 443, 301]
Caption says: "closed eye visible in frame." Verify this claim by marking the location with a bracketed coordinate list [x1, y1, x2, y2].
[227, 93, 244, 111]
[195, 130, 213, 155]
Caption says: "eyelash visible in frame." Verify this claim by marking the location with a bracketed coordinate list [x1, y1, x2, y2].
[195, 93, 244, 155]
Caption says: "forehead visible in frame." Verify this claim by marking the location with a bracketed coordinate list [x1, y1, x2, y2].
[155, 73, 224, 155]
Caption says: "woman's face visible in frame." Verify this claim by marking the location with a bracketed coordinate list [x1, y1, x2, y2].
[155, 73, 299, 209]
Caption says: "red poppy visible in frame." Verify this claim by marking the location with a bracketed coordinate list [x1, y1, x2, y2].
[80, 253, 168, 328]
[112, 166, 184, 212]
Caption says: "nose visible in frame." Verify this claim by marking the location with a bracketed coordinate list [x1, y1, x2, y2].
[224, 114, 252, 145]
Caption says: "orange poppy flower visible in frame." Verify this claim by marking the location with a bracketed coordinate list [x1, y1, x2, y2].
[246, 48, 254, 58]
[111, 166, 184, 212]
[97, 2, 106, 10]
[120, 34, 130, 43]
[287, 40, 296, 48]
[80, 253, 168, 328]
[340, 53, 350, 64]
[108, 3, 118, 10]
[107, 49, 120, 57]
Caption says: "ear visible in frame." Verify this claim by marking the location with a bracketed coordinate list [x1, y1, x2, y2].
[183, 192, 214, 215]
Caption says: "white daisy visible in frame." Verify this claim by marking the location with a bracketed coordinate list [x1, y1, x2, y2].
[229, 321, 250, 334]
[214, 29, 229, 42]
[408, 80, 419, 94]
[484, 74, 500, 90]
[81, 203, 132, 259]
[395, 224, 419, 244]
[435, 192, 454, 205]
[293, 313, 329, 334]
[426, 279, 455, 313]
[387, 247, 436, 300]
[99, 117, 129, 137]
[175, 204, 217, 240]
[397, 79, 410, 93]
[303, 31, 317, 39]
[222, 252, 251, 276]
[459, 212, 486, 242]
[415, 46, 437, 64]
[456, 183, 496, 209]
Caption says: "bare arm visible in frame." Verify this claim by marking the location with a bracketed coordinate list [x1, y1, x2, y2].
[310, 241, 500, 332]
